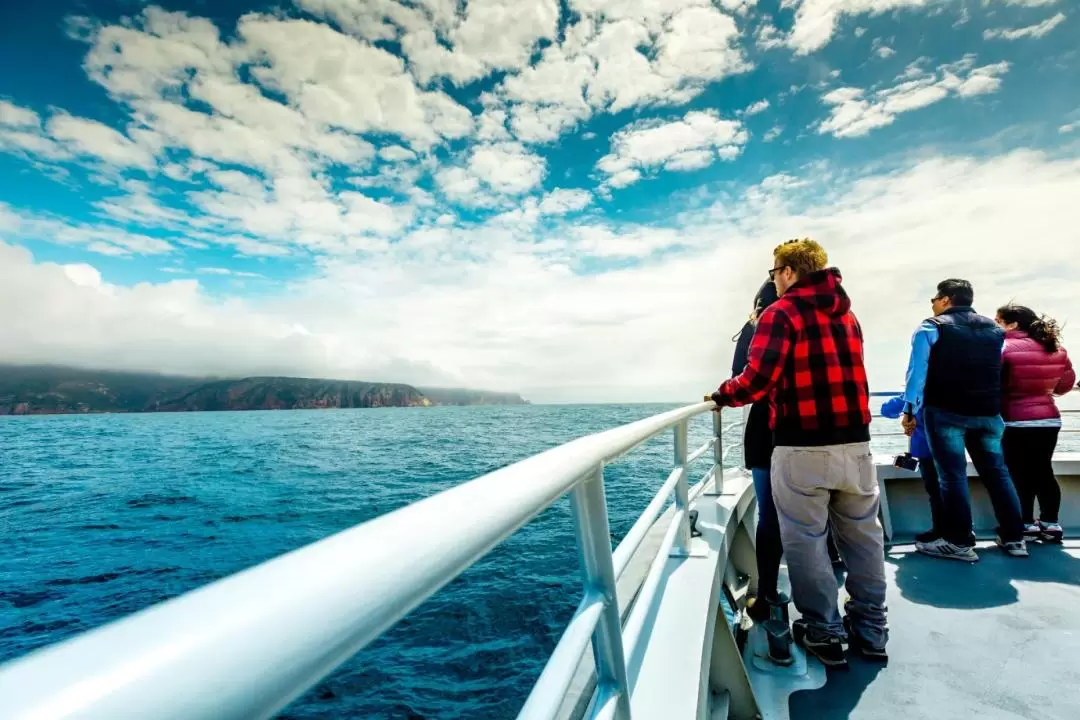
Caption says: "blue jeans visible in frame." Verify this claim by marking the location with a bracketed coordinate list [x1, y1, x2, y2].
[924, 407, 1024, 545]
[751, 467, 783, 600]
[918, 457, 944, 533]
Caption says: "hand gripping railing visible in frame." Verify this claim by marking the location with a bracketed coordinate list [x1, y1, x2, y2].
[0, 402, 724, 720]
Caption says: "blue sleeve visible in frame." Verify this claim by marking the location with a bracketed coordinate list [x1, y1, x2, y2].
[880, 396, 905, 419]
[902, 321, 938, 415]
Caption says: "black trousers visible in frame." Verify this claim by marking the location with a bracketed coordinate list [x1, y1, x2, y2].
[1002, 426, 1062, 524]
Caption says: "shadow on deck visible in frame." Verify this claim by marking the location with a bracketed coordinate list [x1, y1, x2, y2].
[788, 541, 1080, 720]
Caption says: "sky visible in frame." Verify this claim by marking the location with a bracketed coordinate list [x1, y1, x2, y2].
[1, 0, 1078, 403]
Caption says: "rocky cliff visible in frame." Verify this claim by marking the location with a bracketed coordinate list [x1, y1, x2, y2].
[0, 365, 528, 415]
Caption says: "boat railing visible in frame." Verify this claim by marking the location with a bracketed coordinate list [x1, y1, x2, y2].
[0, 401, 726, 720]
[869, 399, 1080, 438]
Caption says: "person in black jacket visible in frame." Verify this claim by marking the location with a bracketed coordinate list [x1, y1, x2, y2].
[734, 280, 786, 626]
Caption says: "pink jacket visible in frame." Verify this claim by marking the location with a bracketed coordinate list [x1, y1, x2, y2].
[1001, 331, 1076, 422]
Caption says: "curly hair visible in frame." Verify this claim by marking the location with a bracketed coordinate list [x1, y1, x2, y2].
[997, 304, 1063, 353]
[773, 238, 828, 277]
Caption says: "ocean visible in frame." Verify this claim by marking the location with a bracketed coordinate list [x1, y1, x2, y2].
[2, 403, 1077, 718]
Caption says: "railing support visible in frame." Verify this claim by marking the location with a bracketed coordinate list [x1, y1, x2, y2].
[672, 421, 691, 556]
[569, 467, 631, 720]
[712, 409, 725, 494]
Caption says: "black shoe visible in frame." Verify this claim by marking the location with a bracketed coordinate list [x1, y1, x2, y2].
[843, 617, 888, 663]
[793, 619, 848, 668]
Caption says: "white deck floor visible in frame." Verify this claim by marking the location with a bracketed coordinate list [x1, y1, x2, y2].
[779, 541, 1080, 720]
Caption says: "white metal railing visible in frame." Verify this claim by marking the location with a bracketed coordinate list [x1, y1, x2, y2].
[0, 401, 725, 720]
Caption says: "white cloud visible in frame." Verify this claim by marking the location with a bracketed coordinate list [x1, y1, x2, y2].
[0, 100, 40, 128]
[238, 15, 473, 147]
[876, 45, 896, 59]
[538, 188, 592, 215]
[1061, 121, 1080, 134]
[437, 142, 547, 201]
[0, 101, 67, 159]
[984, 12, 1066, 40]
[476, 107, 512, 142]
[378, 145, 416, 162]
[477, 2, 751, 145]
[742, 99, 770, 116]
[489, 187, 593, 227]
[819, 56, 1009, 138]
[756, 22, 785, 50]
[66, 5, 472, 184]
[785, 0, 927, 55]
[6, 149, 1080, 401]
[299, 0, 562, 87]
[584, 6, 749, 112]
[763, 125, 784, 142]
[598, 111, 747, 187]
[435, 166, 484, 202]
[469, 142, 546, 194]
[46, 114, 156, 169]
[1, 202, 175, 257]
[196, 266, 264, 278]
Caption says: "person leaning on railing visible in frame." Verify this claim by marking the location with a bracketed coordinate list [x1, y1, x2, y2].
[730, 278, 791, 664]
[709, 237, 888, 668]
[997, 304, 1076, 544]
[901, 279, 1028, 561]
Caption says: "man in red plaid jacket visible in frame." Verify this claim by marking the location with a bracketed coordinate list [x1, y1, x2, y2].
[711, 238, 887, 668]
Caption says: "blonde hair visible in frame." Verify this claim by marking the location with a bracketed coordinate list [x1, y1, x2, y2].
[774, 238, 828, 277]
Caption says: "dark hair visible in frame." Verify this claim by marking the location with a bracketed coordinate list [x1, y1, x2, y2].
[936, 278, 974, 307]
[753, 278, 779, 312]
[997, 304, 1062, 352]
[732, 279, 780, 342]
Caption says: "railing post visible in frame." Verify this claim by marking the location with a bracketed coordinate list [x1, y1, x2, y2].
[672, 420, 691, 555]
[712, 409, 725, 494]
[569, 466, 632, 720]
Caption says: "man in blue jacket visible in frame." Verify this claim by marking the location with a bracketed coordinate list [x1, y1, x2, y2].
[900, 278, 1026, 561]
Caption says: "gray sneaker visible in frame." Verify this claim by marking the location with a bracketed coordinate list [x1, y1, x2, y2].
[995, 535, 1029, 558]
[915, 538, 979, 563]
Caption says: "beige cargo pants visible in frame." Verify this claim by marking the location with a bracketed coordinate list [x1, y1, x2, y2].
[771, 441, 889, 648]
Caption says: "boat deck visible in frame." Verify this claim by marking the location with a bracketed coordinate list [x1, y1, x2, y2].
[787, 541, 1080, 720]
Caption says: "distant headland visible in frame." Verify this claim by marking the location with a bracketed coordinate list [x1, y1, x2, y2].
[0, 365, 529, 415]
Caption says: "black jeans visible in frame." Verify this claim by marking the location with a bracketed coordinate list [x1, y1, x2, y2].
[1002, 426, 1062, 524]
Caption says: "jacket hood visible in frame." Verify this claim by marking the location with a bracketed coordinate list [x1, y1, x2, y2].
[783, 267, 851, 318]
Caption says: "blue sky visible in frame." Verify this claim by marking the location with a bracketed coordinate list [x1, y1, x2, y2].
[1, 0, 1079, 401]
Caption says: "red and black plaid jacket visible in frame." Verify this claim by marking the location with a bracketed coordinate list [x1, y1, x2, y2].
[713, 268, 871, 447]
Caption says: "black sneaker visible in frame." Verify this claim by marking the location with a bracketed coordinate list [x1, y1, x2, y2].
[914, 529, 940, 543]
[843, 617, 888, 663]
[1038, 521, 1064, 544]
[793, 619, 847, 668]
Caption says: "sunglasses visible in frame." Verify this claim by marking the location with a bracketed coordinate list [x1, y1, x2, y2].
[768, 265, 789, 281]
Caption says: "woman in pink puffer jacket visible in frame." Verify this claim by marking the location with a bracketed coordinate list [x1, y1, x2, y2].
[996, 304, 1076, 543]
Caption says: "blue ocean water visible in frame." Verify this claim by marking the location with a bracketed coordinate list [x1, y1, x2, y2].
[0, 405, 733, 719]
[3, 403, 1076, 718]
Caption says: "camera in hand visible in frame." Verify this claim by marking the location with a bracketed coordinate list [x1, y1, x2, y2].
[892, 452, 919, 472]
